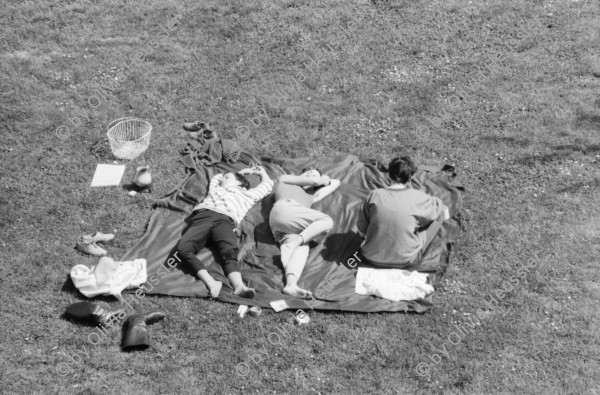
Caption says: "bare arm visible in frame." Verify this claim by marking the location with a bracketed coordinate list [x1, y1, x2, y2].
[311, 179, 341, 204]
[279, 174, 323, 187]
[241, 167, 274, 201]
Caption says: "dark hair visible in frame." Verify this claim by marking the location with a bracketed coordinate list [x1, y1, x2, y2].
[234, 173, 250, 189]
[300, 166, 325, 195]
[301, 166, 322, 176]
[389, 157, 417, 184]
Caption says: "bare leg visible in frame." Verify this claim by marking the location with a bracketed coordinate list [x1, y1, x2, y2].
[197, 269, 222, 298]
[300, 216, 333, 243]
[282, 245, 312, 298]
[284, 216, 334, 251]
[228, 271, 255, 298]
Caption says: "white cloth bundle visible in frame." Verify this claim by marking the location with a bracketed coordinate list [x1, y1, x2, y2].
[70, 257, 147, 299]
[355, 267, 434, 302]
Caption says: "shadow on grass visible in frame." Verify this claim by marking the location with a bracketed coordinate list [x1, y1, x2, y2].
[59, 274, 121, 304]
[320, 231, 362, 266]
[576, 110, 600, 129]
[480, 135, 533, 147]
[516, 143, 600, 165]
[557, 177, 600, 194]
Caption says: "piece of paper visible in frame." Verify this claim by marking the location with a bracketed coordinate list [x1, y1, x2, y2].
[269, 300, 289, 312]
[90, 164, 126, 187]
[237, 305, 249, 318]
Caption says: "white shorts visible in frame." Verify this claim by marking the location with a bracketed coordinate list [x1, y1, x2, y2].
[269, 199, 330, 242]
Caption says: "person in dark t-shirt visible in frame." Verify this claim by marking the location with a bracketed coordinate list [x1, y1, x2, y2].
[357, 157, 449, 268]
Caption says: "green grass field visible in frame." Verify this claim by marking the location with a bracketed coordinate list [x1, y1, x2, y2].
[1, 0, 599, 394]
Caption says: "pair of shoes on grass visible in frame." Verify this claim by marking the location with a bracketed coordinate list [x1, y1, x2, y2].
[77, 232, 114, 256]
[183, 121, 218, 141]
[65, 301, 166, 352]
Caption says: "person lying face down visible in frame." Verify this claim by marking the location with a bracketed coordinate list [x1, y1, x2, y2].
[357, 156, 450, 268]
[269, 166, 341, 298]
[174, 166, 274, 299]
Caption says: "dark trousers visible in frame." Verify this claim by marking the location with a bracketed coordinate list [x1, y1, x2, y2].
[176, 209, 239, 276]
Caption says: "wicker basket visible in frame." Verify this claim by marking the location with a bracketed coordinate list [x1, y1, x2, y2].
[107, 117, 152, 160]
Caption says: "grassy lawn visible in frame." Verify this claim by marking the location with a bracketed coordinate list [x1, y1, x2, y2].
[1, 0, 599, 394]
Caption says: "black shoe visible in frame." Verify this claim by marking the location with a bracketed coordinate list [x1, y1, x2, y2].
[122, 312, 166, 351]
[65, 302, 126, 327]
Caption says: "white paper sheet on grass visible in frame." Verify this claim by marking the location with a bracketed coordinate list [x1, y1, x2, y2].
[90, 164, 126, 187]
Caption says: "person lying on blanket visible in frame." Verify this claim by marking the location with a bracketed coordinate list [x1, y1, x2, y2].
[175, 165, 274, 298]
[357, 156, 450, 268]
[269, 167, 341, 298]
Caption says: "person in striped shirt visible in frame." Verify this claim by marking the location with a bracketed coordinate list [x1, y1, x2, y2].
[175, 165, 274, 298]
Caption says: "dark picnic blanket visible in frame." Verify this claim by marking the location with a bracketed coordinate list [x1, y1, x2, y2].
[120, 153, 464, 313]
